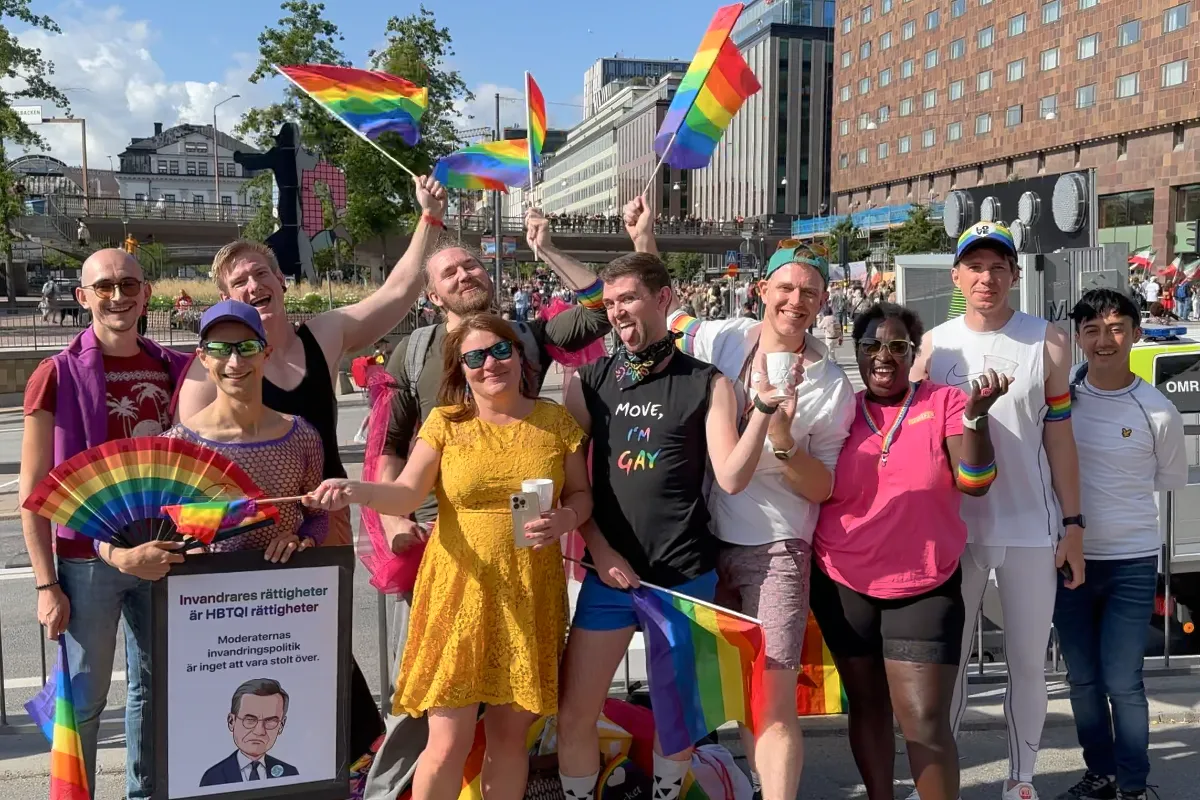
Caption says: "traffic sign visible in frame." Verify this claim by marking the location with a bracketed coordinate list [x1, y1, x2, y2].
[1154, 351, 1200, 413]
[13, 105, 42, 125]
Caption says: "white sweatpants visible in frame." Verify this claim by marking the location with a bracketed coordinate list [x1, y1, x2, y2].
[949, 543, 1057, 783]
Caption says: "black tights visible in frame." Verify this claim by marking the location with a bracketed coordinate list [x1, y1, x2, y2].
[836, 654, 959, 800]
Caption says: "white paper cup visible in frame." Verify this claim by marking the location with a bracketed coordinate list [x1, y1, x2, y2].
[982, 354, 1018, 378]
[765, 352, 800, 398]
[522, 479, 555, 513]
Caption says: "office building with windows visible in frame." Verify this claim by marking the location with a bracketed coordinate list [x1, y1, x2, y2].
[583, 58, 691, 119]
[690, 0, 838, 222]
[116, 122, 260, 210]
[831, 0, 1199, 261]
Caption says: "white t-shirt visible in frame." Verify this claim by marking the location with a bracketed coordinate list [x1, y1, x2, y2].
[1142, 281, 1161, 303]
[670, 312, 856, 546]
[1073, 374, 1188, 559]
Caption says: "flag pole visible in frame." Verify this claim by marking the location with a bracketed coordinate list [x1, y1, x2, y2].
[525, 71, 539, 262]
[563, 556, 762, 626]
[272, 64, 418, 178]
[642, 131, 677, 199]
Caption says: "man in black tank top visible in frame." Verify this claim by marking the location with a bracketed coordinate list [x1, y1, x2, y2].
[556, 251, 798, 800]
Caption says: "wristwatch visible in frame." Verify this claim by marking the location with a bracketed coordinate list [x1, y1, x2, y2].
[1062, 515, 1086, 529]
[962, 412, 988, 430]
[772, 440, 798, 460]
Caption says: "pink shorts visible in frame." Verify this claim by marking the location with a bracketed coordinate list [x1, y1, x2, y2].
[716, 539, 812, 671]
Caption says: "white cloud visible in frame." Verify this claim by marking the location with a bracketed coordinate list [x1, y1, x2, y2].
[5, 5, 275, 168]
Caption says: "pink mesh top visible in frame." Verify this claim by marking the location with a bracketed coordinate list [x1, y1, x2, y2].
[161, 418, 328, 550]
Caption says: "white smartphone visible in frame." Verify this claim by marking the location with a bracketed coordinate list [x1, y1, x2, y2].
[511, 491, 542, 548]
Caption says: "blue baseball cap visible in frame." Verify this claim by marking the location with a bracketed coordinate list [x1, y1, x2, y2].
[199, 300, 268, 343]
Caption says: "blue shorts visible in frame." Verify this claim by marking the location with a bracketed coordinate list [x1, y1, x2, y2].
[572, 570, 719, 631]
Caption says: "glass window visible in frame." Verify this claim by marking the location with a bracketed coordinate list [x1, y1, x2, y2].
[1042, 0, 1061, 24]
[881, 31, 893, 50]
[1164, 3, 1189, 33]
[859, 77, 871, 94]
[878, 104, 891, 122]
[950, 38, 965, 59]
[186, 161, 197, 175]
[198, 161, 208, 176]
[842, 51, 852, 68]
[925, 49, 938, 69]
[842, 16, 853, 33]
[1040, 94, 1059, 118]
[1163, 58, 1188, 87]
[880, 68, 893, 86]
[883, 0, 893, 12]
[952, 0, 966, 17]
[979, 26, 994, 48]
[1116, 72, 1139, 98]
[839, 119, 851, 135]
[924, 89, 937, 108]
[981, 0, 993, 4]
[859, 112, 871, 130]
[169, 161, 179, 174]
[1179, 184, 1200, 223]
[840, 85, 852, 101]
[1041, 47, 1059, 70]
[861, 41, 872, 59]
[878, 141, 890, 159]
[950, 79, 965, 100]
[900, 97, 914, 115]
[1006, 104, 1023, 127]
[157, 161, 167, 174]
[1078, 33, 1099, 59]
[922, 128, 936, 147]
[948, 121, 963, 141]
[977, 69, 993, 91]
[1118, 20, 1141, 46]
[1079, 0, 1096, 7]
[839, 153, 850, 169]
[976, 113, 992, 134]
[926, 9, 939, 29]
[903, 20, 916, 39]
[862, 4, 874, 23]
[902, 58, 915, 78]
[1076, 83, 1097, 108]
[899, 135, 911, 154]
[857, 147, 869, 164]
[1008, 58, 1026, 82]
[1099, 190, 1155, 226]
[1009, 13, 1026, 36]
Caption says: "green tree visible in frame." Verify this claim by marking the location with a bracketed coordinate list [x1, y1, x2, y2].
[664, 252, 704, 284]
[239, 172, 278, 243]
[892, 204, 952, 255]
[136, 242, 170, 279]
[0, 2, 71, 303]
[828, 215, 871, 266]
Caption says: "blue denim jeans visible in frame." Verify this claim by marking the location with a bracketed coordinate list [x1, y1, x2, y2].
[58, 557, 154, 800]
[1053, 556, 1158, 792]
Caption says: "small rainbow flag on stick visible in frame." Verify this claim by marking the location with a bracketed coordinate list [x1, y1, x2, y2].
[161, 498, 279, 545]
[433, 139, 531, 193]
[25, 639, 89, 800]
[526, 72, 547, 168]
[630, 584, 764, 755]
[648, 3, 761, 190]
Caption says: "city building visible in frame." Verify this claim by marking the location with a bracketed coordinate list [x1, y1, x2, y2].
[115, 122, 261, 210]
[10, 154, 119, 198]
[614, 74, 694, 220]
[583, 57, 691, 118]
[831, 0, 1199, 261]
[691, 0, 839, 222]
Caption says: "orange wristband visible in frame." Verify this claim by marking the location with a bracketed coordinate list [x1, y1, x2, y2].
[421, 213, 445, 229]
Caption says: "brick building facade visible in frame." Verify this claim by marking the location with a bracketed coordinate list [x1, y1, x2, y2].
[830, 0, 1199, 261]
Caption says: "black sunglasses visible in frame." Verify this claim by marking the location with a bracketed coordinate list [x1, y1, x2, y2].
[857, 338, 913, 358]
[460, 340, 514, 369]
[201, 340, 267, 358]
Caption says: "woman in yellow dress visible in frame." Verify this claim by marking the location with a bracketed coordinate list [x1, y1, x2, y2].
[306, 312, 590, 800]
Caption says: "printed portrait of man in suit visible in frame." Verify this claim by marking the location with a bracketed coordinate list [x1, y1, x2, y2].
[199, 678, 300, 786]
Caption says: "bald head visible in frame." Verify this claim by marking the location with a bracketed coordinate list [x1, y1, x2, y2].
[81, 248, 143, 285]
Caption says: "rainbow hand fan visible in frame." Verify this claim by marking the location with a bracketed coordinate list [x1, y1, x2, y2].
[23, 437, 279, 546]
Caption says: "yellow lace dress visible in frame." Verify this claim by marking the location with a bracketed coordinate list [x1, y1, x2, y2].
[394, 400, 584, 717]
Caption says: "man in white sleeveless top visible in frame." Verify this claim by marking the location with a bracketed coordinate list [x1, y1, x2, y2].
[912, 222, 1085, 800]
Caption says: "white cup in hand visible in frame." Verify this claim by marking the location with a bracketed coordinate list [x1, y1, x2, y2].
[522, 479, 555, 513]
[765, 352, 800, 399]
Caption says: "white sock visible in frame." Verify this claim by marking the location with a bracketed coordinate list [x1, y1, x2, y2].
[560, 772, 598, 800]
[652, 752, 691, 800]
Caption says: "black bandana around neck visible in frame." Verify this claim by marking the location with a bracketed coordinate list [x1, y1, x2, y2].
[615, 332, 679, 390]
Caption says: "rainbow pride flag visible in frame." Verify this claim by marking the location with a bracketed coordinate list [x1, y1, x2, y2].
[276, 63, 427, 147]
[25, 639, 89, 800]
[161, 498, 279, 544]
[630, 586, 764, 755]
[433, 139, 530, 192]
[526, 72, 547, 166]
[796, 615, 848, 716]
[653, 3, 762, 170]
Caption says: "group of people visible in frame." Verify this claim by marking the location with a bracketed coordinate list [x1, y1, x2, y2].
[16, 168, 1183, 800]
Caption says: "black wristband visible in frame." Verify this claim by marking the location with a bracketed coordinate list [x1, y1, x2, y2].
[752, 395, 778, 415]
[36, 580, 59, 591]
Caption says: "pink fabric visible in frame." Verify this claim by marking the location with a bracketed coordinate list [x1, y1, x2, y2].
[358, 366, 425, 594]
[540, 297, 608, 368]
[814, 381, 968, 599]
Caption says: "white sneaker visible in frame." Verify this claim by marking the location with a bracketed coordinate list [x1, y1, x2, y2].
[905, 790, 963, 800]
[1002, 783, 1040, 800]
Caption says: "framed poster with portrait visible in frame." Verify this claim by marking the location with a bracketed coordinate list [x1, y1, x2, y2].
[151, 547, 354, 800]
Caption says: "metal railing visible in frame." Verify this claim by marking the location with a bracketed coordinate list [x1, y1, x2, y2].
[52, 195, 259, 225]
[454, 214, 786, 238]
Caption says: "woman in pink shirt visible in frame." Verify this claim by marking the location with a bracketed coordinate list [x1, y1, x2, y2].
[811, 302, 1008, 800]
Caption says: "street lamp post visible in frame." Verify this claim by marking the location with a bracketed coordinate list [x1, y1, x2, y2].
[213, 94, 240, 221]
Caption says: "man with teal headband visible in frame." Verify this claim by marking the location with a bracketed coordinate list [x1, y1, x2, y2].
[622, 197, 855, 800]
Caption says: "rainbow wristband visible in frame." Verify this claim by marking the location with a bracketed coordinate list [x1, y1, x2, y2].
[575, 279, 605, 310]
[957, 460, 997, 490]
[669, 312, 701, 354]
[1045, 392, 1072, 422]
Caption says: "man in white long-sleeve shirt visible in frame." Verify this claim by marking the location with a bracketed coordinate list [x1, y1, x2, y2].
[1053, 289, 1187, 800]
